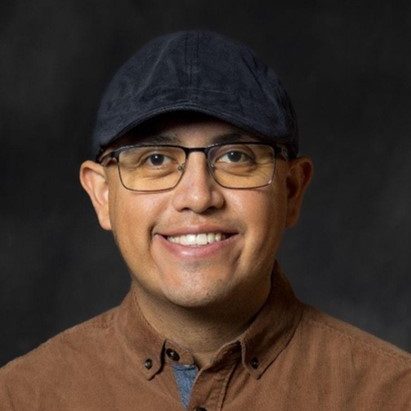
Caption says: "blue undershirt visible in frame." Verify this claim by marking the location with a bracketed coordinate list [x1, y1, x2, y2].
[171, 363, 199, 408]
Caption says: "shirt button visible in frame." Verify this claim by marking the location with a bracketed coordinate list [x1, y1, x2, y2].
[165, 348, 180, 361]
[144, 358, 153, 369]
[250, 357, 259, 369]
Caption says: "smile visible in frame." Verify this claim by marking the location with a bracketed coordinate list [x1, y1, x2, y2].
[166, 233, 227, 246]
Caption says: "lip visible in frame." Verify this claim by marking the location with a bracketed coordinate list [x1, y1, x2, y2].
[153, 230, 239, 259]
[155, 224, 238, 238]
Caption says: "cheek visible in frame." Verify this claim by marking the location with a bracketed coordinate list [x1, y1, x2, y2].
[109, 192, 162, 257]
[232, 188, 287, 258]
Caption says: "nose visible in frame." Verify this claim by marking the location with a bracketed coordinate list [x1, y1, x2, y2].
[171, 152, 225, 214]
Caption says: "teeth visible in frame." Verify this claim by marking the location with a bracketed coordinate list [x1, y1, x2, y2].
[167, 232, 225, 246]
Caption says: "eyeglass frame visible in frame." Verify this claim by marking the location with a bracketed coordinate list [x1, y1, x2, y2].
[97, 141, 292, 192]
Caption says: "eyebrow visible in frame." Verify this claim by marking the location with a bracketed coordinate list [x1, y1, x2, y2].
[137, 134, 179, 144]
[210, 132, 259, 144]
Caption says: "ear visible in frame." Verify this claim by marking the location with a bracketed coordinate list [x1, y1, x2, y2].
[79, 160, 112, 230]
[285, 156, 313, 228]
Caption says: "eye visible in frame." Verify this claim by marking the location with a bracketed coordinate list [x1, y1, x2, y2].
[145, 153, 171, 166]
[119, 146, 182, 172]
[217, 149, 254, 164]
[139, 147, 180, 167]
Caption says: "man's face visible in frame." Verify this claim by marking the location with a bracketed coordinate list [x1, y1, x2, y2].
[82, 116, 310, 310]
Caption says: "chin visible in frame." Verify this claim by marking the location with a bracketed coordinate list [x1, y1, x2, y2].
[160, 286, 228, 309]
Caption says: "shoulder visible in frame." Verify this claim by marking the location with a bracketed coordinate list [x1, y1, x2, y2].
[295, 305, 410, 405]
[0, 307, 123, 409]
[300, 305, 410, 367]
[0, 306, 118, 383]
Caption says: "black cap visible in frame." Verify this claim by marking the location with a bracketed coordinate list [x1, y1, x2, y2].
[92, 30, 299, 159]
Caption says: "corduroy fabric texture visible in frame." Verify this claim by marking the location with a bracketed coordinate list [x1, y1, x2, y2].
[1, 264, 410, 410]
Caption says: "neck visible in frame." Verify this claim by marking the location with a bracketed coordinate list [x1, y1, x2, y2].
[132, 281, 270, 368]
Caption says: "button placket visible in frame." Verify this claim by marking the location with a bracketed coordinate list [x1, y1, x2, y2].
[188, 358, 238, 411]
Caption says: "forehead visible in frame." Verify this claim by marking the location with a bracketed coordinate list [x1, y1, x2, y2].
[112, 112, 263, 148]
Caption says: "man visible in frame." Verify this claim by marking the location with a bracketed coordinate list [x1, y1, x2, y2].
[0, 30, 409, 410]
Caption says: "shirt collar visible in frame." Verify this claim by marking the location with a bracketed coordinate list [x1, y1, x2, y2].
[239, 262, 303, 378]
[114, 261, 303, 380]
[114, 288, 165, 380]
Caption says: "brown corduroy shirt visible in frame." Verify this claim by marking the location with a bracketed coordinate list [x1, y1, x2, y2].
[1, 265, 410, 410]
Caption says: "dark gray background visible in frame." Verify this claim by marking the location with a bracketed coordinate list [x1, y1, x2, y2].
[1, 1, 410, 366]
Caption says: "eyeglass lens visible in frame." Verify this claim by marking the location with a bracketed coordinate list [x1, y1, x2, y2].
[117, 144, 276, 191]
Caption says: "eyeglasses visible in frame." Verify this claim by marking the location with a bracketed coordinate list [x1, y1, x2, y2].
[98, 142, 289, 192]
